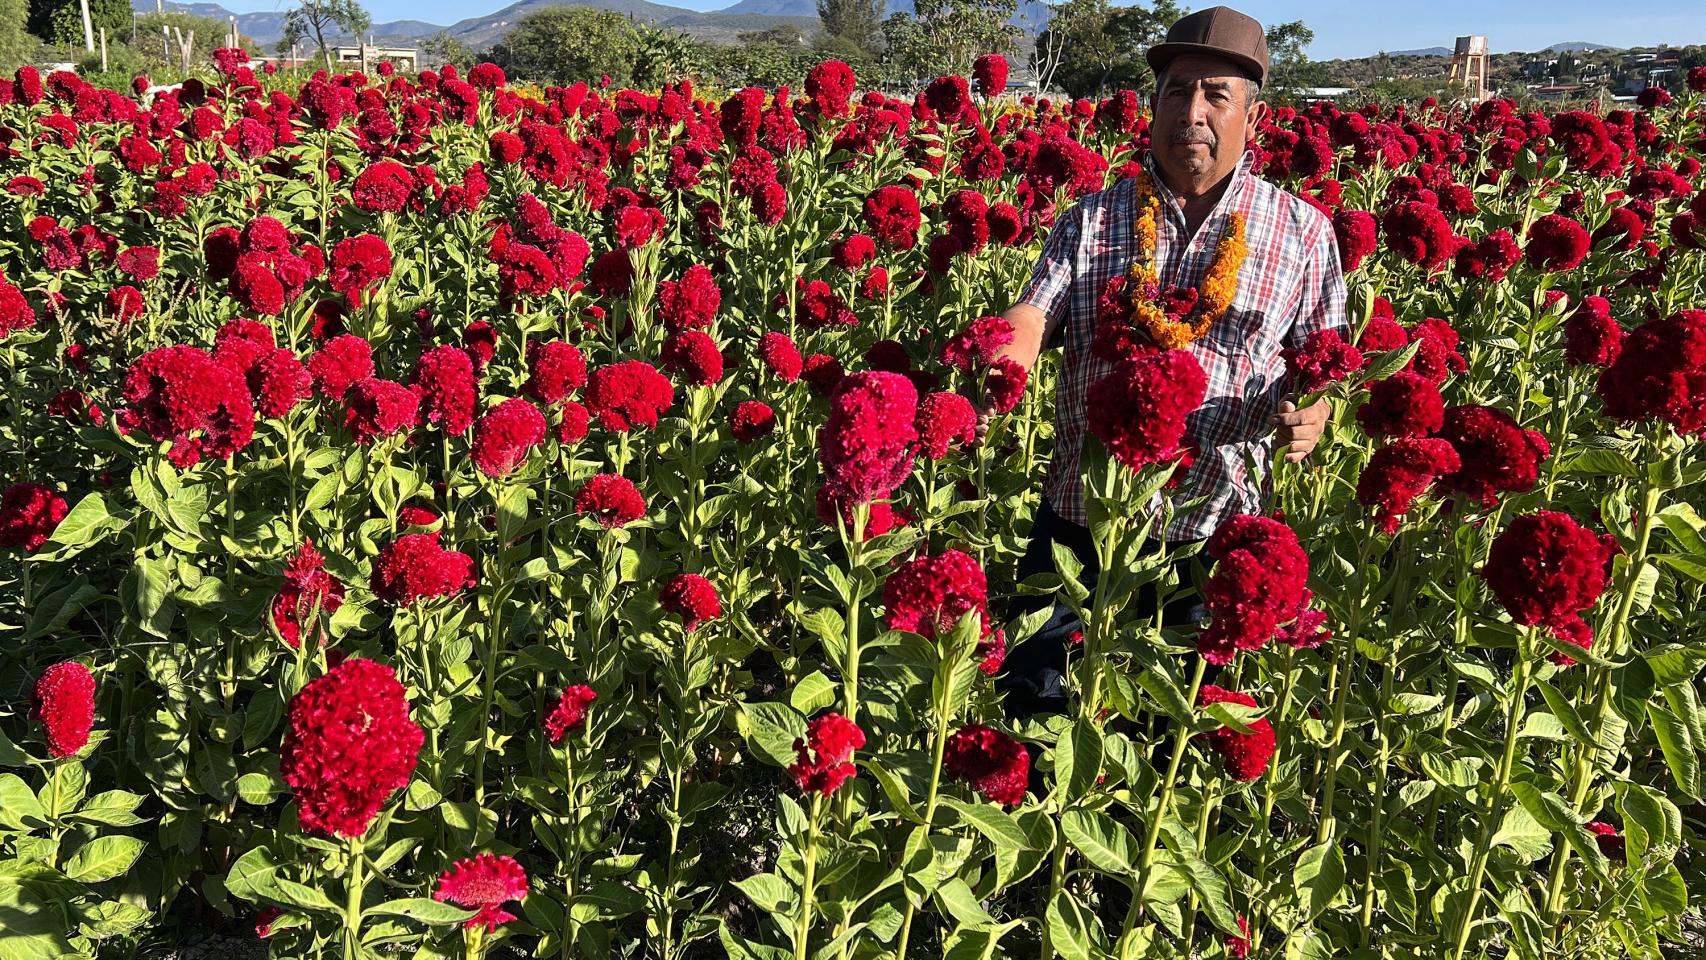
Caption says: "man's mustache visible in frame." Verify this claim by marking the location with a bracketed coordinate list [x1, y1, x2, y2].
[1170, 129, 1218, 146]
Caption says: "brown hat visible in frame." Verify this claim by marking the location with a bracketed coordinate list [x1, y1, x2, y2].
[1146, 6, 1270, 88]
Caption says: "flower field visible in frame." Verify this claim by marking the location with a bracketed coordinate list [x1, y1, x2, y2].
[2, 49, 1706, 960]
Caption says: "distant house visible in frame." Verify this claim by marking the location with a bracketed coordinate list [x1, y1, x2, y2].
[1299, 86, 1354, 102]
[1530, 84, 1587, 101]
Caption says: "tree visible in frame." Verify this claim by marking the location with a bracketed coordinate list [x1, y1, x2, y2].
[1263, 19, 1324, 101]
[881, 0, 1019, 82]
[28, 0, 128, 47]
[487, 7, 640, 87]
[818, 0, 881, 55]
[1035, 0, 1181, 98]
[631, 22, 704, 88]
[1, 0, 39, 64]
[419, 31, 474, 70]
[281, 0, 371, 69]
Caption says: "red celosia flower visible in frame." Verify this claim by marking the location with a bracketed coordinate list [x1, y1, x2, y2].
[1525, 213, 1591, 271]
[1588, 822, 1625, 862]
[1197, 515, 1310, 665]
[352, 161, 415, 214]
[731, 400, 776, 443]
[805, 60, 855, 118]
[575, 474, 647, 527]
[1381, 200, 1456, 273]
[1357, 437, 1461, 534]
[370, 533, 476, 605]
[792, 278, 857, 328]
[788, 712, 865, 796]
[0, 276, 38, 338]
[924, 75, 973, 122]
[34, 661, 96, 758]
[585, 360, 675, 432]
[587, 250, 633, 298]
[470, 398, 547, 478]
[1484, 511, 1616, 650]
[1454, 229, 1523, 282]
[972, 55, 1009, 98]
[1435, 405, 1549, 508]
[343, 377, 420, 444]
[883, 549, 1005, 673]
[1564, 296, 1622, 366]
[661, 330, 725, 386]
[411, 346, 479, 436]
[119, 345, 255, 467]
[832, 234, 876, 271]
[759, 332, 803, 383]
[943, 724, 1028, 806]
[941, 315, 1015, 371]
[434, 854, 528, 932]
[660, 573, 721, 631]
[657, 264, 721, 331]
[271, 540, 346, 649]
[803, 353, 845, 397]
[818, 371, 919, 504]
[255, 906, 283, 938]
[0, 483, 68, 552]
[1226, 915, 1253, 958]
[329, 234, 392, 307]
[1196, 685, 1277, 781]
[863, 185, 922, 249]
[1282, 328, 1364, 392]
[1332, 209, 1378, 272]
[983, 356, 1029, 414]
[107, 285, 145, 324]
[1597, 309, 1706, 435]
[556, 402, 590, 445]
[916, 392, 977, 460]
[1086, 350, 1206, 472]
[523, 341, 587, 405]
[544, 685, 597, 743]
[279, 658, 423, 837]
[1357, 370, 1443, 438]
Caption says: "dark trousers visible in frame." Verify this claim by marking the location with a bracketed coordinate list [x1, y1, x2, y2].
[997, 498, 1209, 719]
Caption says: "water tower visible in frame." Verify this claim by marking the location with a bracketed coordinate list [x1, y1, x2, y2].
[1448, 36, 1491, 101]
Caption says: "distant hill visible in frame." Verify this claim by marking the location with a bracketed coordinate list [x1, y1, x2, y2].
[1546, 41, 1615, 52]
[134, 0, 821, 49]
[1387, 46, 1451, 57]
[724, 0, 1049, 24]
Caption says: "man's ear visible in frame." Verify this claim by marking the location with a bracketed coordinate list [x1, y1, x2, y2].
[1246, 99, 1270, 136]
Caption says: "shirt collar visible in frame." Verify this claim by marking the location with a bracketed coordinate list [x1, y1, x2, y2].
[1142, 146, 1258, 227]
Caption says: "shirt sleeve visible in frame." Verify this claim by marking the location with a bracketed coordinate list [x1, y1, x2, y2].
[1016, 203, 1081, 346]
[1284, 217, 1351, 349]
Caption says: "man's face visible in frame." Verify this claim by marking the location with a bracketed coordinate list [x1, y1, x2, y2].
[1151, 54, 1268, 188]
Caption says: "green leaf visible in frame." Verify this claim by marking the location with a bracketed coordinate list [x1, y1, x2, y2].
[1647, 701, 1700, 799]
[1059, 808, 1137, 873]
[0, 727, 31, 767]
[1135, 669, 1193, 724]
[1490, 803, 1552, 862]
[224, 846, 284, 903]
[1179, 857, 1239, 934]
[39, 492, 116, 554]
[274, 877, 340, 913]
[1536, 681, 1593, 748]
[0, 774, 47, 831]
[944, 797, 1033, 852]
[1052, 719, 1102, 804]
[364, 898, 480, 925]
[1644, 644, 1706, 687]
[788, 671, 836, 717]
[236, 771, 285, 805]
[934, 877, 995, 929]
[1045, 890, 1092, 960]
[733, 872, 794, 915]
[1638, 863, 1688, 918]
[1293, 841, 1344, 921]
[739, 701, 806, 769]
[40, 761, 87, 819]
[64, 835, 146, 883]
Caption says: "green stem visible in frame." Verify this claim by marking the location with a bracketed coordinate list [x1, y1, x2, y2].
[1450, 637, 1536, 960]
[794, 795, 824, 960]
[561, 739, 578, 959]
[1316, 529, 1378, 843]
[894, 673, 954, 958]
[342, 833, 366, 960]
[1125, 656, 1210, 942]
[1542, 469, 1663, 925]
[1179, 778, 1222, 949]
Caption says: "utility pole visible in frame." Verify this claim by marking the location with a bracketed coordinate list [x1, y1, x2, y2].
[100, 27, 108, 71]
[79, 0, 95, 52]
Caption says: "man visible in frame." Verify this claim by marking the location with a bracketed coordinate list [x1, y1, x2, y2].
[993, 6, 1350, 718]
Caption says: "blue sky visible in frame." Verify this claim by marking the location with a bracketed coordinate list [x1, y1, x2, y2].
[220, 0, 1706, 59]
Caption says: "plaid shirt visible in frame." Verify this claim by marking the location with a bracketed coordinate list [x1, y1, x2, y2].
[1018, 149, 1349, 540]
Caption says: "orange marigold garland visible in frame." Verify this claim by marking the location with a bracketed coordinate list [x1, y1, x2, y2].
[1127, 167, 1248, 350]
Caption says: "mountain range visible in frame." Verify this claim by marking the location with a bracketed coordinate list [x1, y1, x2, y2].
[132, 0, 1620, 61]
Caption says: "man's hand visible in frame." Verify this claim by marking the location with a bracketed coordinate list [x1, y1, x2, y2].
[1270, 398, 1330, 463]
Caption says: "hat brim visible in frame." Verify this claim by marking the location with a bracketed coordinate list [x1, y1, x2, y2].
[1146, 42, 1267, 88]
